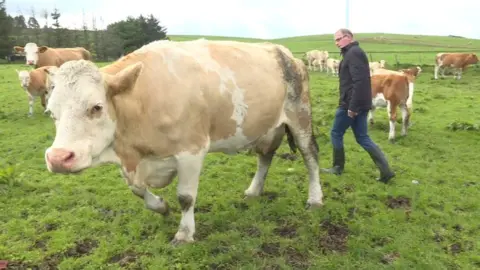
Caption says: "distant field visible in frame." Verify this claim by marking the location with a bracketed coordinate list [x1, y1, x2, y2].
[1, 34, 479, 269]
[170, 33, 480, 66]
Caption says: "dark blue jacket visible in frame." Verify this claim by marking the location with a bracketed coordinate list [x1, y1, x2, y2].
[338, 41, 372, 112]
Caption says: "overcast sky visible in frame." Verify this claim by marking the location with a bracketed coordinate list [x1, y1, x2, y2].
[6, 0, 480, 40]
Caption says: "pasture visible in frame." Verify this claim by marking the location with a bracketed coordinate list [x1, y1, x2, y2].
[1, 34, 479, 269]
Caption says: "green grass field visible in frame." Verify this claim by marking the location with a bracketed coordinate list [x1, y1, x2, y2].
[1, 33, 479, 269]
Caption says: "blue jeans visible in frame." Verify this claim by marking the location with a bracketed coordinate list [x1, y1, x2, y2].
[330, 107, 378, 151]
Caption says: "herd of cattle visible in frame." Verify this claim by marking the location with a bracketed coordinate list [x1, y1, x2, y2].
[303, 49, 479, 141]
[5, 40, 480, 244]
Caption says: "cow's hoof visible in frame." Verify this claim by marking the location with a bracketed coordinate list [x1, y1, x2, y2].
[170, 236, 194, 246]
[306, 201, 323, 210]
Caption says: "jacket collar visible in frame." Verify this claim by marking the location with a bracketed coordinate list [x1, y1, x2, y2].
[340, 41, 359, 55]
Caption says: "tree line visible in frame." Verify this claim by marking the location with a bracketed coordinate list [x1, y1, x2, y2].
[0, 0, 168, 62]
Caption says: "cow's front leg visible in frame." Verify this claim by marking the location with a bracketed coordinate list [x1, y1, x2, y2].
[170, 149, 207, 245]
[121, 167, 170, 215]
[27, 94, 34, 117]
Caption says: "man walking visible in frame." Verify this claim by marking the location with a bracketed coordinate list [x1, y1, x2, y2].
[321, 28, 395, 183]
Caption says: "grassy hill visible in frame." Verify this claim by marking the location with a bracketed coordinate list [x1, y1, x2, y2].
[1, 33, 479, 269]
[169, 33, 480, 66]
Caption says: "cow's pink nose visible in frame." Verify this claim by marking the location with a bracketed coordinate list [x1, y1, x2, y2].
[46, 148, 75, 169]
[27, 60, 34, 65]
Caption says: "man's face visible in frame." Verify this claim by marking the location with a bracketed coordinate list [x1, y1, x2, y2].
[334, 31, 352, 48]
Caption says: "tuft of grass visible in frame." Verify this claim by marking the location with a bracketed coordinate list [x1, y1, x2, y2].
[0, 35, 479, 269]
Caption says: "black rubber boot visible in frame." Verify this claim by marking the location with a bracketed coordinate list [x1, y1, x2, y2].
[321, 147, 345, 175]
[366, 146, 395, 183]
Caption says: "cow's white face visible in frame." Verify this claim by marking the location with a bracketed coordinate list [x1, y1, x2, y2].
[44, 60, 143, 174]
[16, 70, 30, 88]
[22, 43, 44, 66]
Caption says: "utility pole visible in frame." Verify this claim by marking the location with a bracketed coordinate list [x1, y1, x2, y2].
[346, 0, 350, 29]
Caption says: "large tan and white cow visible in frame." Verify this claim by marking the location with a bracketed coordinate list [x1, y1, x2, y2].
[434, 52, 479, 80]
[13, 42, 92, 68]
[43, 39, 324, 245]
[369, 68, 414, 142]
[15, 66, 58, 116]
[304, 50, 329, 71]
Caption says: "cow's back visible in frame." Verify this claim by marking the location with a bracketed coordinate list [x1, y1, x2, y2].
[108, 39, 299, 156]
[38, 47, 91, 67]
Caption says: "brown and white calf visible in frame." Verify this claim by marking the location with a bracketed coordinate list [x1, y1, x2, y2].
[43, 39, 324, 245]
[369, 69, 414, 142]
[15, 66, 58, 116]
[434, 52, 479, 80]
[13, 42, 92, 68]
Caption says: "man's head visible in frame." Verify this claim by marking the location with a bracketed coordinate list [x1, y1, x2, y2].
[334, 28, 354, 49]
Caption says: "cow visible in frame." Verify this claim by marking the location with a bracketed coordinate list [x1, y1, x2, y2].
[399, 66, 422, 78]
[13, 42, 92, 68]
[304, 50, 329, 71]
[326, 58, 340, 76]
[434, 52, 479, 80]
[369, 68, 414, 142]
[369, 60, 386, 72]
[15, 66, 58, 116]
[42, 39, 324, 245]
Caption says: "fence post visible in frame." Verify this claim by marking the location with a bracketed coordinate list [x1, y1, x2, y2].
[395, 54, 399, 67]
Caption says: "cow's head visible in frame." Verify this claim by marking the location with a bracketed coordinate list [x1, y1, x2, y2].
[467, 53, 479, 65]
[380, 60, 386, 68]
[44, 60, 143, 174]
[14, 43, 48, 66]
[15, 69, 30, 89]
[43, 66, 59, 102]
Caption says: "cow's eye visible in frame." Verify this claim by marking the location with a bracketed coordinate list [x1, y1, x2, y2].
[92, 105, 102, 112]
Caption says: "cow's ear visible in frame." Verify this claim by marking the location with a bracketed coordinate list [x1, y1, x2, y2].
[38, 46, 48, 53]
[14, 46, 24, 52]
[105, 62, 143, 97]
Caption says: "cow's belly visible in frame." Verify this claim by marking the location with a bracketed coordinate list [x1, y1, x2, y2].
[372, 93, 387, 108]
[122, 156, 178, 189]
[208, 127, 255, 154]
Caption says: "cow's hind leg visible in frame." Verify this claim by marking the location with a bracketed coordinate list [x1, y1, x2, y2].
[244, 125, 285, 198]
[171, 147, 208, 245]
[400, 103, 410, 136]
[387, 101, 398, 142]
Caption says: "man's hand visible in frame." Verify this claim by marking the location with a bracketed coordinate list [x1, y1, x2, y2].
[348, 110, 358, 118]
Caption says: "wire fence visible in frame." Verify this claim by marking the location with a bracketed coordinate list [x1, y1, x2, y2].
[292, 49, 480, 67]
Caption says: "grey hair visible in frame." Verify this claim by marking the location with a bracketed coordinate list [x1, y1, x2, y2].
[337, 28, 354, 38]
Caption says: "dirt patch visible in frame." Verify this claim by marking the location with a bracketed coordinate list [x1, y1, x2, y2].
[318, 220, 349, 253]
[108, 250, 142, 267]
[449, 243, 462, 255]
[196, 204, 213, 213]
[273, 223, 297, 239]
[242, 226, 261, 237]
[261, 191, 278, 201]
[386, 195, 411, 209]
[232, 201, 248, 211]
[371, 236, 393, 247]
[278, 153, 297, 161]
[284, 246, 310, 269]
[255, 242, 281, 258]
[381, 252, 400, 264]
[44, 223, 58, 232]
[64, 239, 99, 257]
[28, 236, 50, 251]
